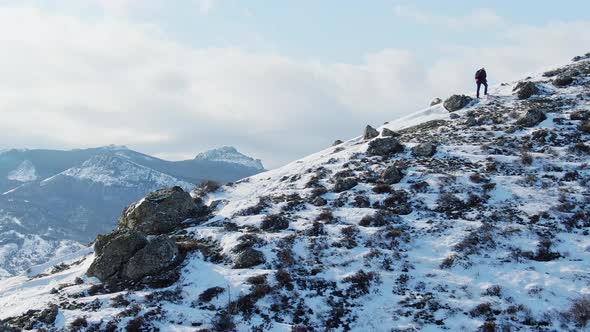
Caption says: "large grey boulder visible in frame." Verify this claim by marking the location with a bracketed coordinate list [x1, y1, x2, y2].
[412, 142, 438, 157]
[381, 166, 403, 185]
[553, 75, 573, 87]
[233, 248, 265, 269]
[443, 95, 473, 112]
[122, 236, 179, 280]
[514, 81, 539, 100]
[363, 125, 379, 140]
[516, 109, 547, 127]
[87, 230, 148, 281]
[117, 186, 197, 235]
[367, 138, 404, 157]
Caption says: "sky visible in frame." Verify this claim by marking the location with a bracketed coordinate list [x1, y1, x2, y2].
[0, 0, 589, 168]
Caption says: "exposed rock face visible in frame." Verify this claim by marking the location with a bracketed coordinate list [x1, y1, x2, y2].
[514, 81, 539, 100]
[579, 121, 590, 133]
[122, 236, 179, 280]
[517, 109, 547, 127]
[381, 128, 400, 137]
[412, 142, 438, 157]
[553, 75, 574, 87]
[381, 166, 403, 184]
[87, 186, 198, 282]
[363, 125, 379, 140]
[87, 230, 148, 281]
[443, 95, 473, 112]
[233, 248, 265, 269]
[367, 138, 404, 157]
[117, 186, 197, 235]
[430, 98, 443, 106]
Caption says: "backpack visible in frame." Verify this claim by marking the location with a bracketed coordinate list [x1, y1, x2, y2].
[475, 69, 483, 79]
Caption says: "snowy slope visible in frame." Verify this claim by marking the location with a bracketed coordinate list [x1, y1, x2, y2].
[1, 55, 590, 331]
[6, 160, 38, 182]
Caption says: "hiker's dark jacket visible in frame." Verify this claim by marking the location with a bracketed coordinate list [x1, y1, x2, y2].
[475, 69, 487, 84]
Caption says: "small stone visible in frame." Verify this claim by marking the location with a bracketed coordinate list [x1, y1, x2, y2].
[430, 98, 443, 106]
[381, 166, 403, 185]
[517, 109, 547, 127]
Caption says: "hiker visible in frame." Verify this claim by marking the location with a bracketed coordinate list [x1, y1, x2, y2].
[475, 67, 488, 98]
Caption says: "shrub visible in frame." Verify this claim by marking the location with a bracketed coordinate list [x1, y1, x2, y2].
[343, 270, 381, 298]
[199, 287, 225, 303]
[372, 183, 392, 194]
[315, 209, 335, 223]
[566, 295, 590, 327]
[520, 151, 533, 165]
[469, 302, 493, 317]
[260, 214, 290, 232]
[483, 285, 502, 297]
[194, 180, 221, 196]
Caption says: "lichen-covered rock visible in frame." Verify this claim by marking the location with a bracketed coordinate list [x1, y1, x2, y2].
[412, 142, 438, 157]
[117, 186, 197, 235]
[87, 230, 148, 281]
[516, 109, 547, 127]
[122, 236, 179, 280]
[381, 166, 403, 185]
[363, 125, 379, 140]
[233, 248, 265, 269]
[443, 95, 473, 112]
[553, 75, 574, 87]
[366, 138, 404, 157]
[514, 81, 539, 100]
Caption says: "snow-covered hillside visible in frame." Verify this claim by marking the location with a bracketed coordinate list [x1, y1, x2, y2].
[6, 160, 38, 182]
[1, 54, 589, 331]
[195, 146, 265, 170]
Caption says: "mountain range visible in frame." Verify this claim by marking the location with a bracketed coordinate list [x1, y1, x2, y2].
[0, 145, 264, 278]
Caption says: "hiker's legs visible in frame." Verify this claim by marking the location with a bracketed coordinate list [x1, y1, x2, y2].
[484, 82, 488, 95]
[476, 82, 481, 98]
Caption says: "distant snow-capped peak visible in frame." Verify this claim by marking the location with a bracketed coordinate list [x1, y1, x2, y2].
[194, 146, 264, 170]
[57, 154, 192, 189]
[7, 160, 38, 182]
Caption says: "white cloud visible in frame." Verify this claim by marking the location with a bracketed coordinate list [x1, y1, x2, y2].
[393, 5, 503, 28]
[0, 4, 589, 168]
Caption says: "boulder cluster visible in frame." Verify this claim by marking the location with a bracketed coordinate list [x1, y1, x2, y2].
[87, 186, 204, 283]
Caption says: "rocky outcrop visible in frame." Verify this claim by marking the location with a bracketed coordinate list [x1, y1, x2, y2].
[443, 95, 473, 112]
[363, 125, 379, 140]
[117, 186, 199, 235]
[381, 166, 403, 184]
[517, 109, 547, 127]
[367, 138, 404, 157]
[553, 75, 574, 87]
[412, 142, 438, 157]
[333, 178, 358, 192]
[87, 186, 198, 283]
[87, 231, 148, 281]
[233, 248, 265, 268]
[514, 81, 539, 100]
[430, 98, 443, 106]
[381, 128, 400, 137]
[122, 236, 179, 280]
